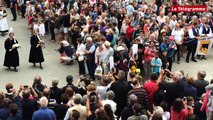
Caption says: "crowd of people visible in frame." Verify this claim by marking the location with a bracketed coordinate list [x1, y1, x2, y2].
[0, 70, 213, 120]
[1, 0, 213, 119]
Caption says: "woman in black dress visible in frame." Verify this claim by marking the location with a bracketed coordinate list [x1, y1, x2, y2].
[3, 32, 19, 72]
[29, 29, 44, 69]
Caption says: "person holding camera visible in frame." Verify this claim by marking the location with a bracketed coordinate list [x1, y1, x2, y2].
[16, 84, 38, 120]
[109, 70, 132, 118]
[64, 94, 86, 120]
[86, 91, 105, 120]
[32, 75, 47, 98]
[157, 70, 186, 108]
[171, 98, 193, 120]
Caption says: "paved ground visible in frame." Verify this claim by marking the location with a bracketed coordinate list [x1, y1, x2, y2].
[0, 8, 213, 92]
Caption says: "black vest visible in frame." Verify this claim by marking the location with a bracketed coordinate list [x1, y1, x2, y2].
[85, 43, 95, 61]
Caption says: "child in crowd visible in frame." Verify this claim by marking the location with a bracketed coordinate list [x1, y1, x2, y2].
[39, 20, 45, 38]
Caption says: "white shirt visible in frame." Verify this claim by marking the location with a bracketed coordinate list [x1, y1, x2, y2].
[162, 112, 170, 120]
[169, 20, 177, 28]
[39, 23, 45, 36]
[89, 0, 96, 6]
[76, 43, 86, 55]
[121, 23, 128, 34]
[199, 26, 213, 37]
[188, 27, 199, 39]
[101, 47, 114, 63]
[102, 99, 117, 113]
[97, 86, 109, 100]
[95, 46, 105, 64]
[64, 104, 86, 120]
[157, 16, 166, 25]
[171, 28, 184, 44]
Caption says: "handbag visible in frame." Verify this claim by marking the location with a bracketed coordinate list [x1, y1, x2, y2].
[95, 65, 103, 76]
[78, 55, 84, 61]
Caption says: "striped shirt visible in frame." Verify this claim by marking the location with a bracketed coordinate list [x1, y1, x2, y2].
[128, 87, 150, 111]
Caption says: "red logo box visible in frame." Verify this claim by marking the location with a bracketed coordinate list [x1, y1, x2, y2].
[171, 6, 207, 12]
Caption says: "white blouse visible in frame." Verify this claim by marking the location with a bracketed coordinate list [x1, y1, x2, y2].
[76, 43, 86, 56]
[171, 28, 184, 44]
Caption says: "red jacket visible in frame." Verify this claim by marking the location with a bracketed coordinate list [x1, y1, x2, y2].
[171, 107, 189, 120]
[144, 80, 159, 105]
[126, 25, 134, 40]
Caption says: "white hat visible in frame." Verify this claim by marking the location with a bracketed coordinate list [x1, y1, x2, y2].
[160, 29, 166, 34]
[116, 46, 125, 51]
[9, 27, 14, 34]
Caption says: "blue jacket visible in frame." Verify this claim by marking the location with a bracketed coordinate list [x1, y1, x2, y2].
[32, 107, 56, 120]
[183, 84, 197, 101]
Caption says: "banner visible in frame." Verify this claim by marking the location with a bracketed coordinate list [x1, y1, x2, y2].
[196, 37, 213, 55]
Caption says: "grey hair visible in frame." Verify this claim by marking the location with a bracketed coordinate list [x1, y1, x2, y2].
[173, 71, 183, 82]
[74, 94, 82, 104]
[38, 97, 48, 107]
[129, 94, 138, 105]
[106, 90, 115, 100]
[199, 71, 206, 78]
[118, 70, 126, 80]
[52, 79, 59, 86]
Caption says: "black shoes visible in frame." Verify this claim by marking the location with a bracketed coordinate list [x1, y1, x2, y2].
[192, 59, 197, 62]
[40, 65, 43, 69]
[11, 19, 16, 21]
[14, 68, 18, 72]
[186, 60, 189, 63]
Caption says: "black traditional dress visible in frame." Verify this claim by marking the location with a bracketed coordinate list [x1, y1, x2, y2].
[29, 35, 44, 63]
[3, 38, 19, 67]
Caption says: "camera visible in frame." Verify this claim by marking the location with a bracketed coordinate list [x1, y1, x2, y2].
[89, 92, 97, 97]
[80, 76, 86, 82]
[183, 97, 187, 101]
[23, 85, 28, 89]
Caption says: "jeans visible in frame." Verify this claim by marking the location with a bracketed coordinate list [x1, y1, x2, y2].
[11, 7, 17, 20]
[86, 60, 95, 79]
[143, 60, 152, 81]
[174, 44, 182, 62]
[168, 57, 173, 71]
[49, 27, 55, 41]
[20, 4, 26, 17]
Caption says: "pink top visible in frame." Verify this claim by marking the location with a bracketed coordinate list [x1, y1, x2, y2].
[200, 90, 211, 112]
[171, 107, 188, 120]
[143, 47, 156, 61]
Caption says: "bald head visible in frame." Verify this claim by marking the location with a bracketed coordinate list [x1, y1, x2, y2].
[43, 88, 50, 97]
[22, 89, 30, 99]
[34, 75, 42, 84]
